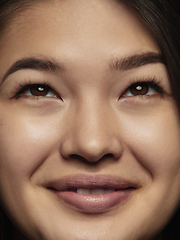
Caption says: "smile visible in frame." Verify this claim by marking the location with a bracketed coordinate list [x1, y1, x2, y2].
[68, 188, 116, 195]
[46, 175, 139, 213]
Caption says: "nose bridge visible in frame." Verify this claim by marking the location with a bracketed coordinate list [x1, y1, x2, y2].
[61, 97, 123, 162]
[77, 98, 109, 148]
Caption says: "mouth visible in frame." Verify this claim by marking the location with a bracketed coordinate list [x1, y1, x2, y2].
[66, 188, 118, 194]
[46, 175, 138, 213]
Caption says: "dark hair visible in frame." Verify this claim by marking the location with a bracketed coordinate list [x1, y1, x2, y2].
[0, 0, 180, 239]
[0, 206, 12, 240]
[121, 2, 180, 238]
[124, 0, 180, 113]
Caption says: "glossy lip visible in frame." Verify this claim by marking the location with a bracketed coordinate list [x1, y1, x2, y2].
[46, 174, 139, 213]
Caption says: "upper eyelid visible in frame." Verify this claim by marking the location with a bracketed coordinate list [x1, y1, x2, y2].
[13, 79, 54, 92]
[11, 82, 60, 99]
[126, 78, 163, 89]
[10, 75, 167, 99]
[14, 85, 62, 101]
[120, 79, 166, 98]
[128, 77, 159, 85]
[133, 78, 166, 91]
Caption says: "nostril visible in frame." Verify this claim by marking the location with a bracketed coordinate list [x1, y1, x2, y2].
[101, 153, 114, 160]
[68, 153, 116, 164]
[69, 154, 97, 164]
[70, 154, 86, 162]
[47, 187, 57, 191]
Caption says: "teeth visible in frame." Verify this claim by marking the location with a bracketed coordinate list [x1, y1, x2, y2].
[91, 189, 105, 195]
[77, 189, 92, 195]
[104, 189, 115, 193]
[76, 188, 115, 195]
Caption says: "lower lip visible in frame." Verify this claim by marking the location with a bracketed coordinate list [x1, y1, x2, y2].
[50, 189, 134, 213]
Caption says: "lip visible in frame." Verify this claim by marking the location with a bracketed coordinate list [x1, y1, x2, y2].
[46, 175, 139, 213]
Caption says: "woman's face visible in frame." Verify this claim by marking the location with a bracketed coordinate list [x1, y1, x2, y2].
[0, 0, 180, 239]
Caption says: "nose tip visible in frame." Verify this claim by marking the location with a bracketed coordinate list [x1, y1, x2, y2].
[60, 102, 123, 163]
[80, 139, 112, 162]
[60, 130, 123, 163]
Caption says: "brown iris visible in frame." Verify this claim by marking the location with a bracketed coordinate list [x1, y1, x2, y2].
[29, 85, 50, 96]
[129, 83, 149, 96]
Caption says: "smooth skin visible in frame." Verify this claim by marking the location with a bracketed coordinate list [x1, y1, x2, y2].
[0, 0, 180, 239]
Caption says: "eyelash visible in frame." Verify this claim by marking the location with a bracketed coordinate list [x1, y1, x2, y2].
[12, 80, 59, 99]
[121, 78, 165, 98]
[11, 77, 165, 100]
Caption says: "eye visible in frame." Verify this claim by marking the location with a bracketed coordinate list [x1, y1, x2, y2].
[123, 82, 159, 97]
[17, 84, 58, 98]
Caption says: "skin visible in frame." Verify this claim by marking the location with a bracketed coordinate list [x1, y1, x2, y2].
[0, 0, 180, 239]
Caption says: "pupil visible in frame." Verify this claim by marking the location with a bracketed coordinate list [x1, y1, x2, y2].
[30, 85, 49, 96]
[130, 83, 149, 96]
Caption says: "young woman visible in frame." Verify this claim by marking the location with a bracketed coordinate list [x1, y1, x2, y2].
[0, 0, 180, 239]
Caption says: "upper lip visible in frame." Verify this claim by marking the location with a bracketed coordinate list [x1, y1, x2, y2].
[46, 174, 140, 191]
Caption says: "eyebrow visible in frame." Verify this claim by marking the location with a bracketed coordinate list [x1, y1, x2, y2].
[2, 52, 165, 83]
[2, 57, 65, 82]
[110, 52, 165, 71]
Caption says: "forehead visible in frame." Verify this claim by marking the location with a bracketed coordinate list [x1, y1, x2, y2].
[0, 0, 160, 76]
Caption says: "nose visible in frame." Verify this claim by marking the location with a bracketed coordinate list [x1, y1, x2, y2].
[60, 101, 123, 163]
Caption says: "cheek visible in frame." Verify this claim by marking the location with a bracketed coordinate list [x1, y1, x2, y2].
[0, 111, 63, 219]
[123, 110, 180, 180]
[0, 113, 60, 183]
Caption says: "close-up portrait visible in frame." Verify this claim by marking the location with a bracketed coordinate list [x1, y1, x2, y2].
[0, 0, 180, 239]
